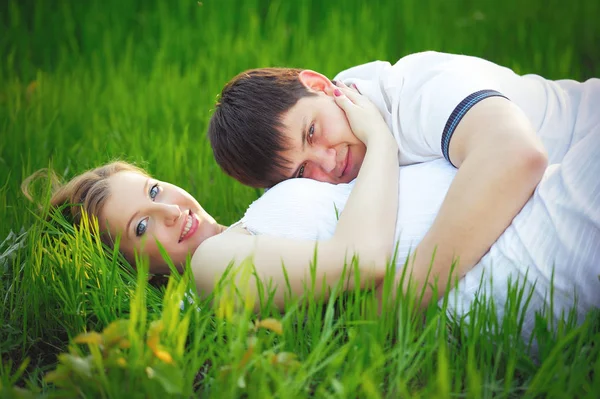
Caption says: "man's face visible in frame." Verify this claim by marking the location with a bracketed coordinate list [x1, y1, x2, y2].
[278, 71, 366, 184]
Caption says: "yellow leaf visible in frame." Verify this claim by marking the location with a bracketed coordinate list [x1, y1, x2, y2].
[102, 320, 130, 347]
[154, 349, 174, 364]
[256, 318, 283, 335]
[117, 357, 127, 367]
[147, 336, 159, 352]
[148, 320, 164, 335]
[74, 331, 103, 346]
[147, 320, 164, 352]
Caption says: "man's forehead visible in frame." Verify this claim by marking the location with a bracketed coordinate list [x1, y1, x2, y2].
[282, 96, 315, 127]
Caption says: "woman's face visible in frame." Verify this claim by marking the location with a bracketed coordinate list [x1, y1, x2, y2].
[101, 171, 221, 273]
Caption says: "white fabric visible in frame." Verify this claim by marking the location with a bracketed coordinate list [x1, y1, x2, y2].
[333, 51, 600, 165]
[240, 140, 600, 338]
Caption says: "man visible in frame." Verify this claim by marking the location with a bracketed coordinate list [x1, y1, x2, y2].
[208, 50, 600, 299]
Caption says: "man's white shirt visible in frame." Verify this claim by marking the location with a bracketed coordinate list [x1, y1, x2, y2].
[334, 50, 599, 165]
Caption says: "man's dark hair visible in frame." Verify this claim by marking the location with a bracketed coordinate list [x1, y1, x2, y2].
[208, 68, 317, 188]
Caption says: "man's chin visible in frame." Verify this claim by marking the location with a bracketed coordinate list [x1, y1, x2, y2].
[340, 174, 358, 184]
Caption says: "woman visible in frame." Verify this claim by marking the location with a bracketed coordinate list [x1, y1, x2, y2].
[23, 86, 411, 310]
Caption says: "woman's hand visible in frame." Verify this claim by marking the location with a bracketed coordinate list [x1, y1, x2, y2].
[333, 82, 394, 147]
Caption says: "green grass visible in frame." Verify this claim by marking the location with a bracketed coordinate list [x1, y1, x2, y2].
[1, 0, 599, 397]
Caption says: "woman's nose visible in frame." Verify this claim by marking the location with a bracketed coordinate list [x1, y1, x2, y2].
[154, 203, 182, 226]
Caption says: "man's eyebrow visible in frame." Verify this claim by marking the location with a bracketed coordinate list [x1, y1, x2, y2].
[125, 178, 150, 237]
[301, 116, 308, 152]
[288, 117, 308, 178]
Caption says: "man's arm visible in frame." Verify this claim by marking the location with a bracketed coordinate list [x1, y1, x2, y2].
[399, 96, 548, 306]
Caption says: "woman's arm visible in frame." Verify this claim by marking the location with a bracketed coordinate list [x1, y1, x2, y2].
[193, 86, 399, 309]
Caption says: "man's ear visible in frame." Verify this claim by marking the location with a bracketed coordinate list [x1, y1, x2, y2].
[298, 70, 334, 94]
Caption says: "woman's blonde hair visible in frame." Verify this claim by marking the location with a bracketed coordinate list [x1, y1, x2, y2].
[22, 161, 149, 230]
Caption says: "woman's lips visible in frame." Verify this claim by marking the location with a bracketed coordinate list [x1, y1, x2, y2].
[179, 211, 199, 243]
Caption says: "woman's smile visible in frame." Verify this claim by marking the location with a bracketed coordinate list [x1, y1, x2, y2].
[179, 211, 199, 243]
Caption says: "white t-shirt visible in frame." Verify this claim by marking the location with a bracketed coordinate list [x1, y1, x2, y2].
[334, 51, 600, 165]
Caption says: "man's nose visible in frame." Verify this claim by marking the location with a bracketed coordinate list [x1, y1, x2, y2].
[154, 203, 182, 226]
[312, 147, 337, 173]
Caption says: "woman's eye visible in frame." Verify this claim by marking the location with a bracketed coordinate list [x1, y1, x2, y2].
[149, 184, 159, 200]
[297, 164, 306, 178]
[136, 219, 148, 237]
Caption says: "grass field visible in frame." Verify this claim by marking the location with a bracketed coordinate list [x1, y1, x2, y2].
[1, 0, 599, 397]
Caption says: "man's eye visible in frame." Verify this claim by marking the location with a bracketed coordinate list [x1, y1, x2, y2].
[136, 219, 148, 237]
[308, 124, 315, 142]
[149, 184, 159, 200]
[297, 164, 306, 178]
